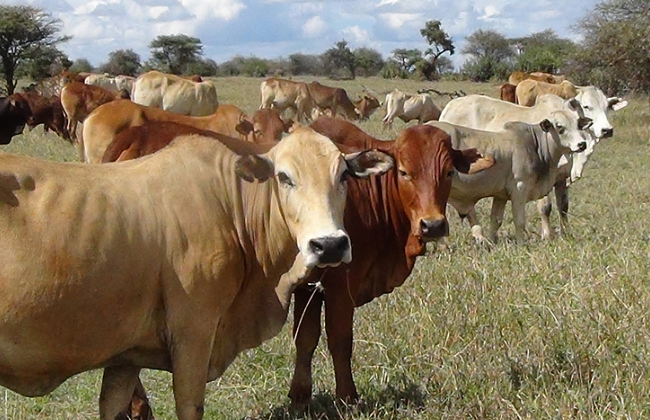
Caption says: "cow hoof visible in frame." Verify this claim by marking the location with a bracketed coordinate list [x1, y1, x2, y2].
[288, 387, 312, 411]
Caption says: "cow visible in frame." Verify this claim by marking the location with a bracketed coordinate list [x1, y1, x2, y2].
[259, 78, 316, 123]
[10, 92, 70, 141]
[0, 126, 394, 420]
[500, 83, 517, 103]
[82, 101, 290, 163]
[516, 79, 578, 107]
[85, 74, 136, 96]
[284, 117, 495, 407]
[354, 93, 381, 120]
[508, 71, 565, 86]
[439, 91, 627, 239]
[427, 110, 592, 243]
[382, 88, 441, 126]
[60, 81, 130, 142]
[131, 70, 219, 116]
[0, 95, 31, 144]
[306, 81, 361, 120]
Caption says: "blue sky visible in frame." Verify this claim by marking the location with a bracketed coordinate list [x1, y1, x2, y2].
[6, 0, 598, 69]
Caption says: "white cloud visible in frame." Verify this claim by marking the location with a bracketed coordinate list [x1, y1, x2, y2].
[378, 12, 421, 29]
[302, 16, 327, 38]
[342, 25, 371, 45]
[178, 0, 245, 21]
[478, 5, 500, 21]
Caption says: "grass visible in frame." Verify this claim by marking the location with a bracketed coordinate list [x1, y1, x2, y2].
[1, 78, 649, 419]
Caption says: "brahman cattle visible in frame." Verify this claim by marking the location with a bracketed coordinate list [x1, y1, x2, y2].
[516, 79, 578, 106]
[10, 92, 70, 141]
[440, 91, 627, 238]
[85, 73, 135, 95]
[60, 81, 130, 142]
[382, 88, 441, 126]
[428, 110, 592, 242]
[508, 70, 565, 86]
[81, 101, 288, 163]
[0, 127, 394, 420]
[131, 70, 219, 116]
[286, 117, 495, 407]
[259, 78, 316, 123]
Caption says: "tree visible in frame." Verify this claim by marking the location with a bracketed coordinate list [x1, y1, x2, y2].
[389, 48, 423, 78]
[69, 58, 94, 74]
[321, 40, 356, 79]
[420, 20, 455, 80]
[185, 58, 218, 77]
[147, 34, 202, 75]
[572, 0, 650, 93]
[353, 47, 384, 77]
[461, 29, 514, 81]
[99, 49, 141, 76]
[20, 45, 71, 81]
[510, 30, 576, 74]
[288, 53, 323, 76]
[0, 5, 70, 94]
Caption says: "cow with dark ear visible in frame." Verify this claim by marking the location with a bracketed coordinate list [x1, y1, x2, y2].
[0, 95, 32, 144]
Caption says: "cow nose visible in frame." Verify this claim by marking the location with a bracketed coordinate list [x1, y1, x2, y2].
[601, 127, 613, 138]
[420, 218, 449, 240]
[576, 141, 587, 152]
[309, 236, 350, 266]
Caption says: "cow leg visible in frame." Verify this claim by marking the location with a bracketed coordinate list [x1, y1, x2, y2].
[171, 337, 213, 420]
[114, 378, 155, 420]
[510, 195, 528, 242]
[465, 206, 488, 242]
[554, 181, 570, 236]
[324, 287, 358, 403]
[489, 197, 508, 243]
[289, 286, 324, 408]
[537, 194, 553, 239]
[99, 366, 140, 420]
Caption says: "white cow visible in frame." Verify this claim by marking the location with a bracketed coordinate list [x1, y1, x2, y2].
[132, 70, 219, 116]
[428, 110, 592, 243]
[382, 89, 441, 126]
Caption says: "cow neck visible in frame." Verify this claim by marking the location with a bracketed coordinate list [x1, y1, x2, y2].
[529, 125, 563, 182]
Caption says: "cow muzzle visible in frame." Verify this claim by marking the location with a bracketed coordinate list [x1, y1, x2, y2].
[601, 127, 613, 138]
[308, 234, 352, 268]
[419, 218, 449, 241]
[574, 141, 587, 152]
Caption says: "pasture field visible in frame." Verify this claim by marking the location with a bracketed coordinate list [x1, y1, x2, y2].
[1, 77, 650, 419]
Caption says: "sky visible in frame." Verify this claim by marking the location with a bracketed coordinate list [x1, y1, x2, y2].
[4, 0, 598, 70]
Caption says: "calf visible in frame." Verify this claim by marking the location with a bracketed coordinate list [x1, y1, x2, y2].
[428, 110, 592, 242]
[61, 81, 130, 142]
[12, 92, 70, 141]
[516, 79, 578, 107]
[382, 88, 441, 126]
[287, 117, 494, 407]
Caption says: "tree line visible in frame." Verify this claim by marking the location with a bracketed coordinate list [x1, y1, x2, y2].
[0, 0, 648, 96]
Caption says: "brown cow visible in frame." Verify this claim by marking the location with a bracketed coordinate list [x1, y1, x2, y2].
[500, 83, 517, 103]
[307, 81, 360, 120]
[82, 101, 289, 163]
[516, 79, 578, 107]
[259, 78, 316, 123]
[61, 81, 130, 141]
[286, 117, 495, 407]
[352, 93, 381, 120]
[11, 92, 70, 141]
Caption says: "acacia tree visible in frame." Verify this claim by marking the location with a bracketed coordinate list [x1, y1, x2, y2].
[420, 20, 455, 80]
[321, 40, 356, 79]
[0, 5, 69, 94]
[510, 29, 575, 74]
[99, 49, 141, 76]
[572, 0, 650, 93]
[147, 34, 203, 75]
[461, 29, 513, 81]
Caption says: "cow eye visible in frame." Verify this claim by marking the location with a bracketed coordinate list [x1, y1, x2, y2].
[398, 169, 410, 180]
[446, 169, 454, 178]
[557, 125, 566, 134]
[339, 169, 349, 183]
[277, 172, 294, 187]
[583, 105, 591, 110]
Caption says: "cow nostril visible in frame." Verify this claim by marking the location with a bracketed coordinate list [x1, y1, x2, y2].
[309, 239, 324, 255]
[602, 128, 614, 138]
[420, 218, 449, 239]
[309, 236, 350, 265]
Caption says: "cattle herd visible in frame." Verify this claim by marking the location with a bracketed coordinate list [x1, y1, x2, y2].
[0, 68, 629, 420]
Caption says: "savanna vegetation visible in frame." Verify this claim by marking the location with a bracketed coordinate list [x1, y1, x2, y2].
[1, 76, 649, 419]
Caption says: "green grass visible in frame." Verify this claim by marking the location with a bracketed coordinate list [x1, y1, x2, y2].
[1, 78, 649, 419]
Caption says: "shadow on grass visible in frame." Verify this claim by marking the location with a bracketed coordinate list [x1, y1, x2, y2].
[243, 380, 427, 419]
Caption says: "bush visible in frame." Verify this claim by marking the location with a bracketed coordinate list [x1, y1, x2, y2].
[461, 56, 512, 82]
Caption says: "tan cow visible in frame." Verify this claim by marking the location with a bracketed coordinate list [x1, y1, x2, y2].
[516, 79, 578, 106]
[131, 70, 219, 116]
[259, 78, 316, 123]
[85, 74, 136, 96]
[428, 110, 592, 242]
[0, 128, 393, 420]
[508, 71, 565, 86]
[382, 88, 441, 126]
[81, 101, 289, 163]
[60, 81, 130, 142]
[306, 81, 361, 120]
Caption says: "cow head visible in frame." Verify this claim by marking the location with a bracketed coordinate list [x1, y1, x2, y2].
[0, 95, 32, 144]
[354, 94, 381, 120]
[235, 126, 393, 269]
[540, 110, 592, 153]
[574, 86, 627, 139]
[393, 125, 495, 246]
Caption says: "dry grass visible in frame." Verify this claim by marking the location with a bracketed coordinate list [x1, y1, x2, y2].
[1, 78, 649, 419]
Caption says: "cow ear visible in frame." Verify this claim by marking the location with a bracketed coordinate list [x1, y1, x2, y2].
[344, 149, 394, 178]
[608, 97, 628, 111]
[567, 98, 581, 112]
[539, 119, 554, 132]
[235, 155, 274, 182]
[235, 119, 254, 136]
[451, 148, 495, 174]
[283, 118, 297, 133]
[578, 117, 593, 130]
